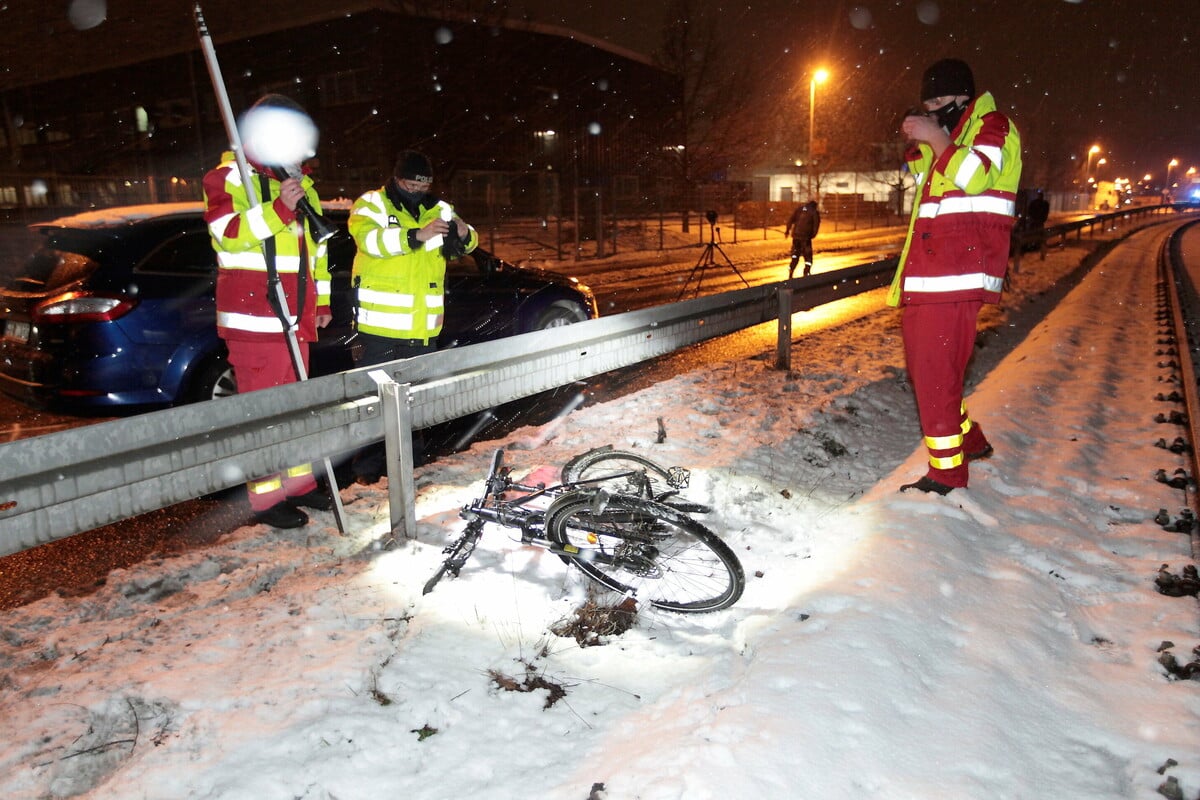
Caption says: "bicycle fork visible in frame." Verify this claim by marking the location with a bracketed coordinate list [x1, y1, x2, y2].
[422, 519, 485, 595]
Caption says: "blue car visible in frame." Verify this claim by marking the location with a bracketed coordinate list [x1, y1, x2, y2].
[0, 202, 597, 411]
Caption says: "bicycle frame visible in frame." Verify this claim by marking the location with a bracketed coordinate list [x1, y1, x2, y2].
[423, 451, 599, 593]
[423, 451, 664, 593]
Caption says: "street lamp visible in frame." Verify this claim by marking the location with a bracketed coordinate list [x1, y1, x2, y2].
[1084, 144, 1101, 180]
[808, 67, 829, 201]
[1164, 158, 1180, 203]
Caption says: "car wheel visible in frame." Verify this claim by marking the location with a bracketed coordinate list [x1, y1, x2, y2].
[531, 300, 588, 330]
[185, 353, 237, 404]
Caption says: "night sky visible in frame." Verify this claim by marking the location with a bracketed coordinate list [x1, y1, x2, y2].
[6, 1, 1199, 188]
[518, 0, 1200, 186]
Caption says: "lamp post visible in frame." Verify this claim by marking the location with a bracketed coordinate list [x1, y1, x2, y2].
[1166, 158, 1179, 203]
[807, 67, 829, 201]
[1084, 144, 1100, 180]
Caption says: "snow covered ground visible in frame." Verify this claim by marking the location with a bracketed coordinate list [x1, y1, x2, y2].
[1, 220, 1199, 800]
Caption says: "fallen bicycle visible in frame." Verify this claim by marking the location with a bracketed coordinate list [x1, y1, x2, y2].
[423, 447, 744, 613]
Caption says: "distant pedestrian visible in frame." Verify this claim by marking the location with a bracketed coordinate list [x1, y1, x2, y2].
[785, 200, 821, 278]
[891, 58, 1022, 494]
[1027, 190, 1050, 255]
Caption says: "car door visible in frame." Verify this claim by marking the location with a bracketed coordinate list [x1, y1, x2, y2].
[441, 250, 519, 346]
[124, 224, 220, 401]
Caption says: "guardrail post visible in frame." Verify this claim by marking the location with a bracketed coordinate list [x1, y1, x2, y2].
[775, 284, 793, 370]
[369, 370, 417, 539]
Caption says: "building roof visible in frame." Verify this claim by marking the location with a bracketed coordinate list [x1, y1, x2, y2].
[0, 1, 654, 92]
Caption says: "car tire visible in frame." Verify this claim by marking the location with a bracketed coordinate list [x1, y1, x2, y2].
[184, 352, 237, 404]
[531, 300, 588, 330]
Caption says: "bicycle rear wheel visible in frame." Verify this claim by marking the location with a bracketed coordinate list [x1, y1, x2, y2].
[545, 492, 744, 612]
[560, 448, 711, 514]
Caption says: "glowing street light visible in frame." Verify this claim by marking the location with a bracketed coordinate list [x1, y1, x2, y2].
[1167, 158, 1179, 186]
[808, 67, 829, 201]
[1085, 144, 1101, 179]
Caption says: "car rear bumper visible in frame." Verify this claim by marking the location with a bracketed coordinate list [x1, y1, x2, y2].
[0, 338, 170, 410]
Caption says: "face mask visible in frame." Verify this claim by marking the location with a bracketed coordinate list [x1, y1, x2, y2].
[396, 184, 430, 205]
[387, 179, 432, 213]
[931, 99, 968, 134]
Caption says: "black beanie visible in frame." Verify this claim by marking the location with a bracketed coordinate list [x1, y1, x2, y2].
[921, 59, 975, 101]
[395, 150, 434, 182]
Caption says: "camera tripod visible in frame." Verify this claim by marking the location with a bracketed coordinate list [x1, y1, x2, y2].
[677, 217, 750, 300]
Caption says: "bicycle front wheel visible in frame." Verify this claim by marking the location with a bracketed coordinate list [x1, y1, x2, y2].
[546, 492, 744, 613]
[560, 448, 711, 514]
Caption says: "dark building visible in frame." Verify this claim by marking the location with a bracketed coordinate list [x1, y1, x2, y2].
[0, 3, 681, 223]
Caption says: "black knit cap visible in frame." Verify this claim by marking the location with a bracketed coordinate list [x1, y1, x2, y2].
[921, 58, 975, 102]
[395, 150, 434, 182]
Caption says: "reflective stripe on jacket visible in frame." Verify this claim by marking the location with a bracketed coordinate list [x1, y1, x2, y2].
[203, 151, 331, 342]
[888, 92, 1022, 307]
[349, 187, 478, 341]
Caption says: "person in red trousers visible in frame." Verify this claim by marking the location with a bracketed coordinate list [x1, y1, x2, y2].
[203, 94, 334, 527]
[890, 59, 1023, 495]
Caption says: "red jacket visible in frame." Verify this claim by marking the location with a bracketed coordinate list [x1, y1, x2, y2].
[203, 153, 331, 343]
[888, 92, 1023, 307]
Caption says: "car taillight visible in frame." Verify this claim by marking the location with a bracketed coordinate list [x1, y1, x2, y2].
[33, 292, 137, 323]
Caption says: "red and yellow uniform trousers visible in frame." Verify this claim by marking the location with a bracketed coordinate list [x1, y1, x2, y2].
[225, 339, 319, 511]
[900, 301, 992, 487]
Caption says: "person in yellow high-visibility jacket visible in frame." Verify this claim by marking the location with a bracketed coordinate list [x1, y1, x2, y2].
[347, 150, 478, 483]
[891, 59, 1022, 495]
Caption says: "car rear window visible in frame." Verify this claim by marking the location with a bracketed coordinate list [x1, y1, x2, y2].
[12, 228, 115, 289]
[19, 248, 99, 290]
[137, 230, 216, 275]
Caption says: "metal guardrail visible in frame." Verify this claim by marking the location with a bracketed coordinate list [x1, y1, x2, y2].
[1011, 203, 1180, 270]
[0, 259, 895, 556]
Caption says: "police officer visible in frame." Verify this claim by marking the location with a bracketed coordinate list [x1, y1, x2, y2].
[347, 150, 478, 483]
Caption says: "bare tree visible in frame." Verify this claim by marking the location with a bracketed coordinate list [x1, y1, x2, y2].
[655, 0, 762, 229]
[759, 67, 891, 206]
